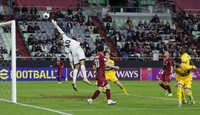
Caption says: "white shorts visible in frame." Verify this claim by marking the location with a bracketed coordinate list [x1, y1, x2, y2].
[72, 46, 85, 65]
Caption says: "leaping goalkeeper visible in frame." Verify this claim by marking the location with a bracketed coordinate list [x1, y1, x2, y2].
[52, 19, 91, 91]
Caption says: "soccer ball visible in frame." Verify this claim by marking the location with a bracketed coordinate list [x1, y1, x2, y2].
[43, 12, 50, 19]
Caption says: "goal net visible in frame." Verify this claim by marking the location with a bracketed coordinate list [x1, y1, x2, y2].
[0, 20, 16, 103]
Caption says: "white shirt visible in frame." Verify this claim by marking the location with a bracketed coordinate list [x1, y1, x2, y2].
[62, 34, 80, 52]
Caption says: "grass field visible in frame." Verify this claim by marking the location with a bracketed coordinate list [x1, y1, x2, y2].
[0, 80, 200, 115]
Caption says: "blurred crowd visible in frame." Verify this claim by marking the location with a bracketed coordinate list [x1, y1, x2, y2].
[1, 5, 199, 61]
[105, 13, 200, 61]
[14, 5, 104, 60]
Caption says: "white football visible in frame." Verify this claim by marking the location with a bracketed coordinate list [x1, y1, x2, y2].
[43, 12, 50, 19]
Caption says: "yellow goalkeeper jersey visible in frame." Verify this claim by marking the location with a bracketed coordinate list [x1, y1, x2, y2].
[174, 64, 196, 80]
[104, 59, 119, 82]
[105, 59, 115, 74]
[181, 53, 194, 80]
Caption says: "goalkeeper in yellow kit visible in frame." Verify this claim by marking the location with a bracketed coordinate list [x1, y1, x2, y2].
[104, 51, 128, 95]
[174, 58, 196, 107]
[179, 47, 199, 104]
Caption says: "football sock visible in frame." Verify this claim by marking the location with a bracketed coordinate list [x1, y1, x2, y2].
[56, 77, 60, 82]
[177, 87, 182, 101]
[159, 84, 166, 90]
[122, 88, 128, 94]
[73, 69, 78, 84]
[166, 85, 172, 93]
[81, 65, 87, 80]
[181, 88, 186, 100]
[91, 90, 100, 100]
[106, 89, 111, 100]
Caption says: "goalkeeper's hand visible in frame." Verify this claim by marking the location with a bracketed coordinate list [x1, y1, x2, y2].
[51, 19, 64, 34]
[52, 19, 56, 25]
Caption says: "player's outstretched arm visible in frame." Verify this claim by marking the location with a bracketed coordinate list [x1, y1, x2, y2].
[52, 19, 64, 35]
[185, 64, 197, 71]
[105, 62, 119, 69]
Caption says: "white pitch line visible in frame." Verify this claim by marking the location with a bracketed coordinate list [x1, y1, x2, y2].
[125, 94, 177, 101]
[120, 93, 200, 103]
[66, 89, 200, 103]
[60, 107, 200, 112]
[58, 92, 200, 112]
[0, 99, 72, 115]
[65, 89, 199, 103]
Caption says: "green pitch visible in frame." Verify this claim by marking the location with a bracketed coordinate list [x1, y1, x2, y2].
[1, 81, 200, 115]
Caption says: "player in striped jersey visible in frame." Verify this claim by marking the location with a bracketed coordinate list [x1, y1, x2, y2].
[104, 51, 128, 95]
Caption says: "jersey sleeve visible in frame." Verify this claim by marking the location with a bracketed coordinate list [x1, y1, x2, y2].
[109, 59, 114, 65]
[184, 64, 196, 70]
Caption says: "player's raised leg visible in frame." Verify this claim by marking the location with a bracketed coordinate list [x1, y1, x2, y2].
[76, 47, 91, 85]
[115, 81, 128, 95]
[80, 60, 91, 85]
[72, 64, 79, 91]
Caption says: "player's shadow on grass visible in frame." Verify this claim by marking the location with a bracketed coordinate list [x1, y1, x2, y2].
[38, 94, 89, 101]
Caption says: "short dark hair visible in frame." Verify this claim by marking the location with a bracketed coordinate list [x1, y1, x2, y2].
[180, 46, 187, 53]
[104, 51, 110, 55]
[97, 45, 104, 52]
[174, 58, 181, 64]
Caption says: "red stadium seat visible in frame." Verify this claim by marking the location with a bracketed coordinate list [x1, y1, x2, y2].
[15, 0, 77, 10]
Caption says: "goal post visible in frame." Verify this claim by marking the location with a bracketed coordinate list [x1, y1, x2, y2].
[0, 20, 16, 103]
[11, 20, 16, 103]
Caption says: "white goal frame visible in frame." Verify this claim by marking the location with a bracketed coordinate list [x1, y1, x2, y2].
[0, 20, 16, 103]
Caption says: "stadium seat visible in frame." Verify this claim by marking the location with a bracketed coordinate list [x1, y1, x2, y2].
[29, 45, 33, 51]
[90, 34, 100, 41]
[23, 33, 31, 42]
[192, 31, 200, 39]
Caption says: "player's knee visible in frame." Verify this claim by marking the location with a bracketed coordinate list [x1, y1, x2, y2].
[114, 80, 119, 84]
[158, 80, 163, 84]
[80, 60, 85, 65]
[105, 84, 110, 89]
[74, 64, 79, 69]
[184, 89, 190, 95]
[98, 87, 103, 92]
[165, 82, 169, 85]
[177, 84, 182, 88]
[74, 68, 78, 72]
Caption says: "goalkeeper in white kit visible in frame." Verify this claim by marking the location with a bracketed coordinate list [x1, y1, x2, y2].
[52, 19, 91, 91]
